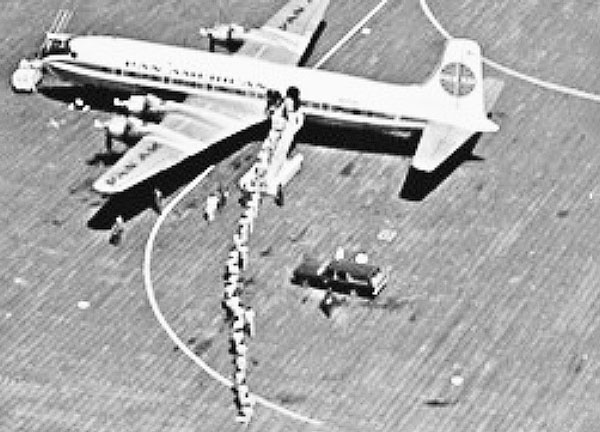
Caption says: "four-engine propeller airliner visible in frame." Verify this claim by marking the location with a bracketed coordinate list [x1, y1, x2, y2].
[22, 0, 503, 194]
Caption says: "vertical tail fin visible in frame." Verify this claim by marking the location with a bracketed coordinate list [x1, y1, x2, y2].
[423, 39, 498, 132]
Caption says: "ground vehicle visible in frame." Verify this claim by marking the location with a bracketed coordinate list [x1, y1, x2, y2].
[291, 257, 387, 297]
[11, 59, 43, 93]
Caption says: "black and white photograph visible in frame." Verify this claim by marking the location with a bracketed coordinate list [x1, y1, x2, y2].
[1, 0, 599, 430]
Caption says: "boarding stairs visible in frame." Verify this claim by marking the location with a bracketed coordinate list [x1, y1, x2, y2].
[239, 100, 304, 196]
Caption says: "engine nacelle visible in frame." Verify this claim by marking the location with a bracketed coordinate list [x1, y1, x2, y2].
[95, 115, 145, 141]
[114, 94, 163, 116]
[199, 23, 248, 51]
[199, 23, 245, 41]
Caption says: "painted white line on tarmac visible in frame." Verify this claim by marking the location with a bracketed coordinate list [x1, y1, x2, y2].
[419, 0, 600, 103]
[143, 2, 399, 424]
[419, 0, 451, 39]
[143, 165, 323, 426]
[313, 0, 389, 69]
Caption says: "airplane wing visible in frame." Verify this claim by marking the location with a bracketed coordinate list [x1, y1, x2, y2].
[93, 95, 265, 194]
[412, 77, 504, 172]
[94, 0, 332, 194]
[237, 0, 330, 65]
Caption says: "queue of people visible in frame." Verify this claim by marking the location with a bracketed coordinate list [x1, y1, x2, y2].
[223, 154, 263, 424]
[221, 89, 302, 423]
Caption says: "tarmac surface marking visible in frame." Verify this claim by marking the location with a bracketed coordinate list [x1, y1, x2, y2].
[143, 165, 325, 426]
[142, 0, 392, 426]
[313, 0, 388, 69]
[420, 0, 600, 103]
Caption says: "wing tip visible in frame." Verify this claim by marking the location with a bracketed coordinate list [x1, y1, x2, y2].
[410, 158, 437, 172]
[92, 178, 122, 195]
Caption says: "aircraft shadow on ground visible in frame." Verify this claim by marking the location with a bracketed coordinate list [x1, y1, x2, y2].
[86, 123, 270, 230]
[85, 150, 124, 167]
[39, 84, 187, 113]
[86, 123, 479, 228]
[297, 122, 421, 157]
[40, 85, 129, 113]
[301, 124, 484, 201]
[40, 84, 484, 226]
[86, 120, 419, 230]
[299, 21, 327, 66]
[399, 132, 484, 201]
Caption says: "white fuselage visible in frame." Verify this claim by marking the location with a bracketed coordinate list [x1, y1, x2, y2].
[43, 35, 434, 130]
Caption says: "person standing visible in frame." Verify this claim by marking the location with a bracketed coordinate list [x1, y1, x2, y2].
[204, 193, 219, 222]
[109, 215, 124, 245]
[275, 184, 284, 207]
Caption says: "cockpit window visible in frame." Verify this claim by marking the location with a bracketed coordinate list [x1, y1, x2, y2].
[41, 33, 72, 56]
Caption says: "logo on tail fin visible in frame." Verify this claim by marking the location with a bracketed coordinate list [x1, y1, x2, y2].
[439, 63, 476, 97]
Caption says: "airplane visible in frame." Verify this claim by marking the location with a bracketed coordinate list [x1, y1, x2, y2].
[25, 0, 503, 195]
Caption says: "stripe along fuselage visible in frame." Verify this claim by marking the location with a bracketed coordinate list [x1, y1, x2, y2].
[42, 35, 433, 131]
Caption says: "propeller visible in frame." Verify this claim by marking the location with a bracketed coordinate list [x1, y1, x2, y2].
[94, 116, 144, 152]
[113, 94, 163, 116]
[199, 23, 249, 51]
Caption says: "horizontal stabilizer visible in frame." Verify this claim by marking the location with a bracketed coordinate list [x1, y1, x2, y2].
[483, 77, 504, 113]
[411, 123, 472, 172]
[412, 77, 504, 172]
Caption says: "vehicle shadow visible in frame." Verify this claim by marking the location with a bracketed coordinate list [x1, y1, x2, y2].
[399, 132, 484, 201]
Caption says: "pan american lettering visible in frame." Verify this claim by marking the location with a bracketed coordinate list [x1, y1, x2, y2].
[105, 141, 162, 186]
